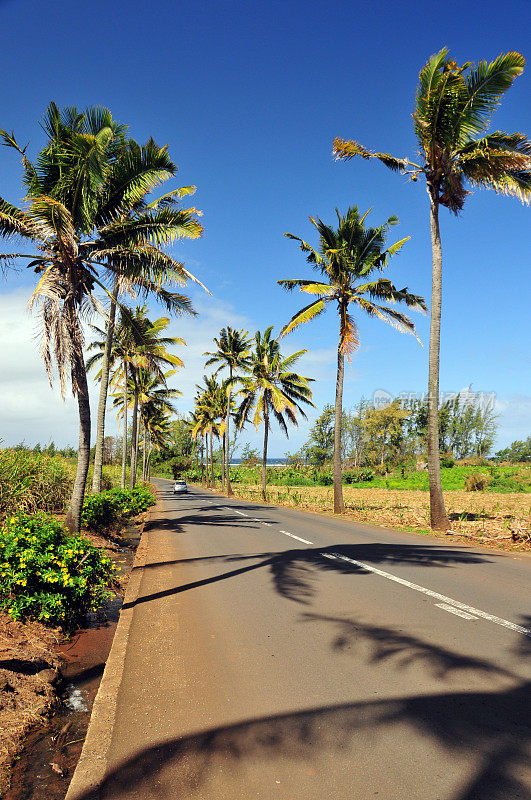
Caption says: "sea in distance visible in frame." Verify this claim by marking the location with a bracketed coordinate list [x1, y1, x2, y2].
[229, 458, 287, 466]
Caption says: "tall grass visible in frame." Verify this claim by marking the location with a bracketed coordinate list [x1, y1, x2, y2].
[0, 450, 72, 522]
[0, 450, 125, 523]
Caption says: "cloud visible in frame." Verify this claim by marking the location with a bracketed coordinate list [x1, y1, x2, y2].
[0, 288, 320, 454]
[0, 288, 102, 446]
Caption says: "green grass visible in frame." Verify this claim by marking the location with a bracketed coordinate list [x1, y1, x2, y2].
[156, 462, 530, 494]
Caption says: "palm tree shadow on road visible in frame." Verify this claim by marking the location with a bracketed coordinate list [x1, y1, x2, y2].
[74, 680, 530, 800]
[92, 495, 531, 800]
[123, 534, 491, 610]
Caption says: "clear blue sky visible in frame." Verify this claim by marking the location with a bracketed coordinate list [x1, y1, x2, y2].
[0, 0, 529, 454]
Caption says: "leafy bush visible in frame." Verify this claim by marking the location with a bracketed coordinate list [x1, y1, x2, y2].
[440, 455, 456, 469]
[343, 468, 376, 484]
[0, 512, 116, 626]
[465, 473, 491, 492]
[82, 486, 156, 531]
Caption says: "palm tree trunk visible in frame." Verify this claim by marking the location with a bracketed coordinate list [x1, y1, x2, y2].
[333, 326, 345, 514]
[210, 433, 215, 487]
[200, 437, 205, 485]
[91, 281, 118, 494]
[204, 434, 209, 487]
[121, 358, 128, 490]
[221, 431, 226, 492]
[261, 407, 269, 501]
[65, 314, 91, 534]
[129, 388, 139, 489]
[226, 371, 233, 496]
[427, 191, 450, 531]
[142, 420, 147, 484]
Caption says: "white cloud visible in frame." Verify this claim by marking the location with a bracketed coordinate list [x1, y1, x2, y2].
[5, 284, 522, 458]
[0, 288, 322, 454]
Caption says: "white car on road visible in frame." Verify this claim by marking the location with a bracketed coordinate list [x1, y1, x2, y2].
[173, 480, 188, 494]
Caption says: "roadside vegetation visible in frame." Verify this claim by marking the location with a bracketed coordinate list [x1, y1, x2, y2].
[0, 447, 155, 627]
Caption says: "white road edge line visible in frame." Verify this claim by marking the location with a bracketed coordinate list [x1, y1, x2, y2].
[435, 603, 478, 620]
[279, 531, 313, 545]
[323, 552, 531, 638]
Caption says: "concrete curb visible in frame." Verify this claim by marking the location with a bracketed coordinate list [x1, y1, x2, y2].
[64, 499, 156, 800]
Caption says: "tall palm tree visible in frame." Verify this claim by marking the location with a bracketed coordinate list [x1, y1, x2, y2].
[87, 305, 185, 487]
[125, 309, 185, 487]
[132, 370, 180, 483]
[204, 327, 252, 495]
[0, 103, 203, 531]
[280, 206, 426, 513]
[91, 181, 204, 494]
[236, 327, 314, 500]
[193, 377, 227, 488]
[333, 49, 530, 529]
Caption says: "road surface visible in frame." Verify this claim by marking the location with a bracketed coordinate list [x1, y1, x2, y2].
[71, 480, 530, 800]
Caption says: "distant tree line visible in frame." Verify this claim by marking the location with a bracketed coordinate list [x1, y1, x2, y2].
[295, 392, 501, 470]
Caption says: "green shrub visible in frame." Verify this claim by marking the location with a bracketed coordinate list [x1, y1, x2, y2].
[440, 455, 456, 469]
[465, 473, 491, 492]
[0, 512, 116, 627]
[82, 486, 156, 531]
[343, 468, 376, 484]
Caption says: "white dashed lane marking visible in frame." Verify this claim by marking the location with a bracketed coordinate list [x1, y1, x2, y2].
[323, 552, 531, 637]
[279, 530, 313, 545]
[435, 603, 478, 620]
[197, 499, 530, 638]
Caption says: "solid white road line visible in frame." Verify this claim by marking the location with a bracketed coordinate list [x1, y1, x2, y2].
[195, 500, 529, 637]
[279, 530, 313, 545]
[323, 552, 531, 638]
[435, 603, 478, 620]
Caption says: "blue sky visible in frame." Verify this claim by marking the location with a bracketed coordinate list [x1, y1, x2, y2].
[0, 0, 529, 454]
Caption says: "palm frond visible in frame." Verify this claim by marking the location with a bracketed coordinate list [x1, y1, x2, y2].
[332, 138, 412, 173]
[460, 52, 525, 137]
[279, 298, 326, 337]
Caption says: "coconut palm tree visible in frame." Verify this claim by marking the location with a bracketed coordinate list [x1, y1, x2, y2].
[91, 180, 204, 494]
[87, 305, 185, 487]
[204, 327, 252, 495]
[122, 369, 180, 483]
[0, 103, 203, 531]
[236, 327, 314, 500]
[333, 49, 531, 529]
[122, 308, 185, 487]
[193, 377, 227, 488]
[280, 206, 425, 513]
[143, 408, 174, 481]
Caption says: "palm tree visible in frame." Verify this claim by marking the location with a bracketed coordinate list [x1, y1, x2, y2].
[193, 377, 227, 488]
[333, 49, 530, 529]
[124, 308, 185, 487]
[91, 181, 204, 494]
[280, 206, 426, 513]
[236, 327, 314, 500]
[204, 327, 252, 495]
[135, 370, 180, 482]
[142, 407, 174, 481]
[87, 305, 184, 487]
[0, 103, 203, 532]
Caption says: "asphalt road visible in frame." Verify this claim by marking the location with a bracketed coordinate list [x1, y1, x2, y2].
[84, 480, 530, 800]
